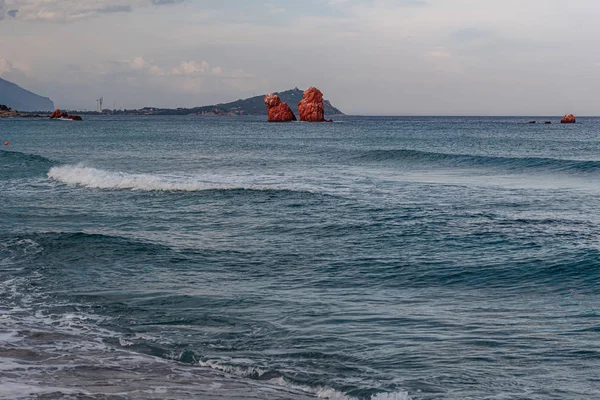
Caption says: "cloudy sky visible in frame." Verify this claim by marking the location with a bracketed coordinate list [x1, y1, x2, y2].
[1, 0, 599, 115]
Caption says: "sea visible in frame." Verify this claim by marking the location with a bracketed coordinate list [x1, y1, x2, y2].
[1, 116, 599, 399]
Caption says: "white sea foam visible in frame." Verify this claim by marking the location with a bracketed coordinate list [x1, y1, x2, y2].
[0, 382, 84, 399]
[270, 377, 411, 400]
[48, 165, 225, 191]
[198, 360, 411, 400]
[371, 392, 412, 400]
[47, 164, 320, 193]
[46, 164, 370, 196]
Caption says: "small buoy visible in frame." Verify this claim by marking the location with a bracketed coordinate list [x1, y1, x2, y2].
[3, 142, 8, 146]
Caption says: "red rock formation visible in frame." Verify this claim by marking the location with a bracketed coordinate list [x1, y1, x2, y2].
[561, 114, 576, 124]
[49, 109, 83, 121]
[298, 87, 332, 122]
[264, 94, 296, 122]
[49, 109, 64, 119]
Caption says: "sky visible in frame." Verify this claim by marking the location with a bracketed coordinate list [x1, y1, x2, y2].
[1, 0, 599, 115]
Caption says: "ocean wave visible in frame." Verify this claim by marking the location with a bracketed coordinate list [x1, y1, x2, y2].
[357, 149, 600, 173]
[48, 164, 318, 193]
[0, 238, 43, 274]
[0, 150, 57, 180]
[395, 248, 600, 292]
[0, 277, 410, 400]
[0, 150, 55, 165]
[198, 359, 410, 400]
[48, 164, 214, 191]
[0, 310, 325, 399]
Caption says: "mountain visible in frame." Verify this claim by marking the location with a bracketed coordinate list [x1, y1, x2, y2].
[0, 77, 55, 112]
[109, 88, 344, 116]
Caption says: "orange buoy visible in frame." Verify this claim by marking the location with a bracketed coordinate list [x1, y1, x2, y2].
[3, 142, 8, 146]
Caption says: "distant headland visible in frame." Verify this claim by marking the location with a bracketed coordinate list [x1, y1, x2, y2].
[73, 88, 344, 117]
[0, 77, 54, 112]
[0, 76, 344, 118]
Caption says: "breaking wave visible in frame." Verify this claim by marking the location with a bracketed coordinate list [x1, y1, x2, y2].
[48, 164, 278, 192]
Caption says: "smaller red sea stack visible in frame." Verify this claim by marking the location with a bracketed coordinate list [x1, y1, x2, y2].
[561, 114, 576, 124]
[49, 109, 83, 121]
[264, 94, 296, 122]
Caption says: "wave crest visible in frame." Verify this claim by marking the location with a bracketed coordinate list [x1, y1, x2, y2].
[358, 149, 600, 173]
[1, 150, 56, 180]
[48, 165, 246, 192]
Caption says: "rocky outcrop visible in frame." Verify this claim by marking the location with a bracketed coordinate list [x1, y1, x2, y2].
[0, 104, 17, 118]
[264, 94, 296, 122]
[298, 87, 332, 122]
[561, 114, 576, 124]
[49, 109, 63, 119]
[49, 109, 83, 121]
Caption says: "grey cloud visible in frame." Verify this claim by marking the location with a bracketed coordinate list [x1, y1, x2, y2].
[0, 0, 5, 20]
[152, 0, 183, 5]
[98, 5, 132, 14]
[8, 9, 17, 17]
[448, 28, 494, 45]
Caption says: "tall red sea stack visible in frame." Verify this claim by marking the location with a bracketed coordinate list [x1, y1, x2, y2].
[298, 87, 327, 122]
[561, 114, 576, 124]
[49, 109, 64, 119]
[264, 94, 296, 122]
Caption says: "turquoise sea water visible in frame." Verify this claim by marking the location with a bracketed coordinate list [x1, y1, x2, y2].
[1, 116, 599, 399]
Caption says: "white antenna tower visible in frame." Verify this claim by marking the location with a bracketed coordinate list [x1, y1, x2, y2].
[96, 97, 103, 113]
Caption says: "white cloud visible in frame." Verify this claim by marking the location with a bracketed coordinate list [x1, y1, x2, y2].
[148, 65, 165, 76]
[265, 3, 285, 15]
[426, 48, 452, 59]
[128, 56, 147, 70]
[124, 58, 252, 80]
[172, 60, 210, 76]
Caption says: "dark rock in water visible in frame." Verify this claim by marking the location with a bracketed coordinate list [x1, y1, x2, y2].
[0, 104, 17, 118]
[49, 109, 83, 121]
[0, 103, 46, 118]
[545, 121, 552, 124]
[528, 121, 536, 124]
[298, 87, 329, 122]
[264, 94, 296, 122]
[561, 114, 576, 124]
